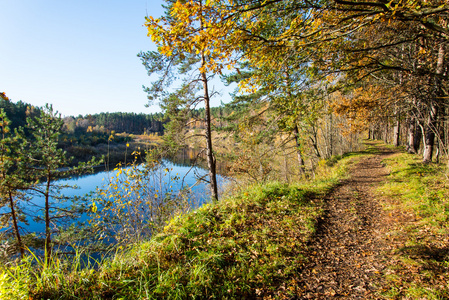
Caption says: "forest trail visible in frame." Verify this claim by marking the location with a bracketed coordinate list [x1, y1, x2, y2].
[295, 144, 396, 299]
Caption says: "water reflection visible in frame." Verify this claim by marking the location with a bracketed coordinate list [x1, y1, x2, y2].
[170, 148, 228, 175]
[4, 156, 228, 236]
[0, 147, 231, 261]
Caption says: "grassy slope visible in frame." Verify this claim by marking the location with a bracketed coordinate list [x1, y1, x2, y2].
[2, 151, 359, 300]
[4, 143, 448, 299]
[377, 151, 449, 299]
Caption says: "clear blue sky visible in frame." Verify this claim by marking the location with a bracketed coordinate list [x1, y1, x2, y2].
[0, 0, 231, 117]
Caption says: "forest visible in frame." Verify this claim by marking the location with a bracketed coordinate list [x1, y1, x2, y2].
[137, 0, 448, 200]
[1, 0, 448, 299]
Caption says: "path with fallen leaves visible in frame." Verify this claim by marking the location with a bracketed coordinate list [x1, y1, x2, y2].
[294, 149, 394, 299]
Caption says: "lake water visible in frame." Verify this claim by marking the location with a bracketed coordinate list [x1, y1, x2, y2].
[13, 159, 228, 236]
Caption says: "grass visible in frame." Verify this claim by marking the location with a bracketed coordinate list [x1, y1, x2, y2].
[377, 151, 449, 299]
[9, 140, 447, 299]
[0, 148, 359, 300]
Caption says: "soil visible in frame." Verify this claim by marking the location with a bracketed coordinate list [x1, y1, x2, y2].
[294, 146, 396, 299]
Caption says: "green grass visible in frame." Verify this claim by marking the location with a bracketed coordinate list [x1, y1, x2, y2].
[0, 151, 359, 300]
[377, 151, 449, 299]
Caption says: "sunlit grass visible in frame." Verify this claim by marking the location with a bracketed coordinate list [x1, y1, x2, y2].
[378, 151, 449, 299]
[1, 150, 359, 299]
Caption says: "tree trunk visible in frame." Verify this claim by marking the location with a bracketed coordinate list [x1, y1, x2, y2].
[414, 131, 422, 153]
[293, 125, 305, 174]
[8, 191, 24, 259]
[310, 136, 321, 158]
[45, 172, 52, 262]
[311, 126, 322, 158]
[418, 119, 426, 152]
[407, 116, 422, 154]
[423, 107, 437, 163]
[283, 149, 289, 183]
[328, 113, 334, 158]
[423, 43, 444, 163]
[422, 96, 440, 164]
[393, 112, 400, 147]
[201, 52, 218, 201]
[407, 117, 416, 153]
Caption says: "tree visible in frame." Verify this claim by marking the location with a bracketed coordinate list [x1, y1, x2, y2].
[141, 0, 235, 201]
[209, 0, 447, 162]
[142, 0, 447, 171]
[19, 105, 100, 261]
[0, 109, 26, 258]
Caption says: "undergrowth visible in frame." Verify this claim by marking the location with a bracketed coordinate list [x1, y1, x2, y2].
[0, 151, 359, 299]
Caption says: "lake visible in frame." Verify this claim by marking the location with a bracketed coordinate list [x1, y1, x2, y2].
[9, 158, 229, 237]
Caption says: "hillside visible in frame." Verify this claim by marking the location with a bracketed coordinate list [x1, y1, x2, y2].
[2, 140, 447, 299]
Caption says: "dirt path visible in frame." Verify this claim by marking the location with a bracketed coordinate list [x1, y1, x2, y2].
[295, 149, 394, 299]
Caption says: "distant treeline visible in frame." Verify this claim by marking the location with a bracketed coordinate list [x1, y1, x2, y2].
[0, 93, 41, 130]
[69, 106, 242, 135]
[0, 94, 248, 168]
[1, 93, 247, 137]
[0, 95, 165, 136]
[65, 112, 166, 135]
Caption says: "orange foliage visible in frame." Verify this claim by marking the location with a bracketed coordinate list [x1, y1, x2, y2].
[332, 85, 397, 133]
[0, 92, 10, 102]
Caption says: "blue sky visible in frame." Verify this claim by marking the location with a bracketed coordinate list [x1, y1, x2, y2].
[0, 0, 232, 117]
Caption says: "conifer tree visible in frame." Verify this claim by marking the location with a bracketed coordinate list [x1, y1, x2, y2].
[19, 104, 100, 260]
[0, 109, 26, 258]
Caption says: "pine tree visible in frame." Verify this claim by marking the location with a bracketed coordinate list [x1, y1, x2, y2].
[0, 109, 26, 258]
[19, 104, 100, 261]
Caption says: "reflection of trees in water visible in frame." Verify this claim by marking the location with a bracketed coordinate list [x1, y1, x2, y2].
[64, 147, 227, 180]
[169, 148, 228, 176]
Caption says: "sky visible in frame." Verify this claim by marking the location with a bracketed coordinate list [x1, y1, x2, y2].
[0, 0, 232, 117]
